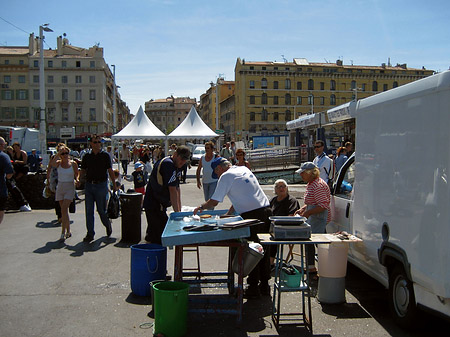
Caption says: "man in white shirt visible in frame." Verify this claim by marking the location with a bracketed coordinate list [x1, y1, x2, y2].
[194, 157, 272, 299]
[312, 140, 333, 184]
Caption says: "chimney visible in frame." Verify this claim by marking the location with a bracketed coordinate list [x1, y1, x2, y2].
[336, 59, 343, 66]
[57, 36, 63, 56]
[28, 33, 36, 55]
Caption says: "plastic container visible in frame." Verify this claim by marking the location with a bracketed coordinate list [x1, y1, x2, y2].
[120, 193, 142, 243]
[232, 243, 264, 277]
[281, 266, 301, 287]
[317, 242, 349, 278]
[153, 281, 189, 337]
[130, 244, 167, 296]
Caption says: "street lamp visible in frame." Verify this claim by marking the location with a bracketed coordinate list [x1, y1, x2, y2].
[352, 87, 362, 101]
[39, 24, 53, 159]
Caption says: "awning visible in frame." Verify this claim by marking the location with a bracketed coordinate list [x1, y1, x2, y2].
[286, 113, 321, 130]
[326, 101, 356, 123]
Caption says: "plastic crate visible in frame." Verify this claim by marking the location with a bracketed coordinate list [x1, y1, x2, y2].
[281, 266, 301, 287]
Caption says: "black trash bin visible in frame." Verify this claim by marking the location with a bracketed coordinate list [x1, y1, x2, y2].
[120, 192, 142, 243]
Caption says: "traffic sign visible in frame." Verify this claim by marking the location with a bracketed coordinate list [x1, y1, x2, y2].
[215, 129, 225, 134]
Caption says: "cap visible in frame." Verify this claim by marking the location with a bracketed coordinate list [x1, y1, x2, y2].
[211, 157, 227, 179]
[295, 161, 317, 174]
[134, 162, 144, 170]
[31, 149, 37, 152]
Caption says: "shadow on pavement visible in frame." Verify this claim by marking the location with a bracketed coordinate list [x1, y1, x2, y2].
[34, 236, 116, 256]
[36, 220, 73, 228]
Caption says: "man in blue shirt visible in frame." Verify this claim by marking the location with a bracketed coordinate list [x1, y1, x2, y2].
[0, 137, 14, 224]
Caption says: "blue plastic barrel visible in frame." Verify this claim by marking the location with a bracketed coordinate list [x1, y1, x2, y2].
[130, 244, 167, 296]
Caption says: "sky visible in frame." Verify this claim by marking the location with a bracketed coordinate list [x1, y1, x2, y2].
[1, 0, 449, 116]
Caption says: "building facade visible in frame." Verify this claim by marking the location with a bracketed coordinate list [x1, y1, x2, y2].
[0, 33, 130, 144]
[233, 57, 434, 143]
[145, 96, 197, 134]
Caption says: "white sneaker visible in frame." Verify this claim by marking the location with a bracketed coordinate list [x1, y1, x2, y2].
[19, 204, 32, 212]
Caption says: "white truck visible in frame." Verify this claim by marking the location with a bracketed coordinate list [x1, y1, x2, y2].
[0, 126, 41, 154]
[329, 70, 450, 326]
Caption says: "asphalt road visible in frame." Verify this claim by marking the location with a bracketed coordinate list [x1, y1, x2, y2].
[0, 164, 448, 336]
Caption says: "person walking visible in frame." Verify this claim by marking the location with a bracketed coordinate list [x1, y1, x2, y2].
[79, 135, 116, 243]
[235, 148, 251, 169]
[49, 145, 79, 242]
[194, 157, 272, 299]
[27, 149, 41, 172]
[119, 144, 130, 175]
[196, 141, 218, 208]
[143, 145, 190, 244]
[5, 145, 31, 212]
[312, 140, 334, 185]
[0, 137, 14, 224]
[220, 142, 233, 162]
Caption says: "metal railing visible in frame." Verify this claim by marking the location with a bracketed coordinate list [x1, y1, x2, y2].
[247, 146, 301, 172]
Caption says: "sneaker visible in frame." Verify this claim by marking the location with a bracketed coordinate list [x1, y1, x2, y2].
[243, 286, 261, 299]
[19, 204, 32, 212]
[83, 235, 94, 242]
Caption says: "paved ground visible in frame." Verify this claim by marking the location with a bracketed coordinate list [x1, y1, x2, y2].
[0, 164, 449, 336]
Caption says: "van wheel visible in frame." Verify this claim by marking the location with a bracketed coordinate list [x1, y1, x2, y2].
[388, 265, 417, 327]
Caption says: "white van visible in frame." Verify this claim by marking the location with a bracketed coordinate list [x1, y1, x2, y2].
[329, 71, 450, 326]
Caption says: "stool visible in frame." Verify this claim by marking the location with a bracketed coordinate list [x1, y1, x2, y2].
[181, 245, 201, 278]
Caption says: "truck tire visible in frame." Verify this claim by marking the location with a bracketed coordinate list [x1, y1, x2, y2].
[388, 265, 417, 327]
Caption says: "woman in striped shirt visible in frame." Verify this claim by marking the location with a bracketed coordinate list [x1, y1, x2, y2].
[295, 161, 331, 272]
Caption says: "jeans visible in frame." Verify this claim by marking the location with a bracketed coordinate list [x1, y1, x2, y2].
[121, 160, 128, 175]
[84, 182, 111, 237]
[202, 181, 217, 202]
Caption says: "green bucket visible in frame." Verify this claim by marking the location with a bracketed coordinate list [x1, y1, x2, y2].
[153, 281, 189, 337]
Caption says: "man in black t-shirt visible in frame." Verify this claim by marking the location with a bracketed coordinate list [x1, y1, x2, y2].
[79, 135, 116, 242]
[143, 145, 190, 244]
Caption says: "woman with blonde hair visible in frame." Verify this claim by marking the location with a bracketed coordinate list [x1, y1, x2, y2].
[49, 145, 79, 241]
[235, 148, 251, 169]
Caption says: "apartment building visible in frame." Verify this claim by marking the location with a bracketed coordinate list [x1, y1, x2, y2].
[144, 96, 197, 133]
[233, 57, 434, 143]
[0, 33, 130, 143]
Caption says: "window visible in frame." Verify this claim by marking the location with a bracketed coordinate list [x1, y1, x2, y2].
[34, 60, 39, 67]
[47, 75, 54, 84]
[48, 89, 54, 100]
[89, 108, 96, 121]
[3, 90, 13, 100]
[285, 110, 291, 121]
[16, 107, 28, 119]
[4, 60, 9, 65]
[297, 96, 302, 105]
[89, 75, 95, 83]
[362, 83, 366, 91]
[90, 61, 95, 68]
[261, 78, 267, 89]
[33, 75, 39, 83]
[320, 97, 325, 105]
[250, 111, 255, 121]
[261, 93, 268, 104]
[34, 108, 40, 121]
[393, 81, 398, 88]
[262, 109, 268, 121]
[249, 80, 255, 89]
[18, 90, 28, 100]
[273, 96, 278, 105]
[330, 80, 336, 90]
[76, 89, 82, 100]
[262, 66, 266, 70]
[76, 61, 81, 68]
[285, 79, 291, 89]
[372, 81, 378, 91]
[62, 61, 67, 68]
[351, 80, 356, 90]
[76, 107, 83, 121]
[308, 94, 314, 105]
[320, 82, 325, 90]
[297, 81, 302, 90]
[3, 75, 11, 83]
[62, 89, 68, 100]
[90, 125, 98, 134]
[1, 107, 14, 119]
[273, 81, 278, 89]
[250, 95, 255, 104]
[274, 111, 279, 121]
[48, 108, 55, 121]
[75, 76, 82, 84]
[33, 89, 39, 100]
[89, 90, 96, 100]
[62, 108, 69, 121]
[19, 60, 24, 65]
[308, 79, 314, 90]
[383, 84, 388, 91]
[285, 94, 291, 105]
[48, 60, 53, 68]
[330, 94, 336, 105]
[18, 75, 26, 83]
[62, 76, 68, 84]
[336, 161, 355, 198]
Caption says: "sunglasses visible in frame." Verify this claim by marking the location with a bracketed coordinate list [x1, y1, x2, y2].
[314, 145, 323, 148]
[61, 152, 69, 155]
[92, 141, 101, 144]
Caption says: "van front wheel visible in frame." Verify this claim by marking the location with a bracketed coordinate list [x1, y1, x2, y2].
[388, 265, 417, 327]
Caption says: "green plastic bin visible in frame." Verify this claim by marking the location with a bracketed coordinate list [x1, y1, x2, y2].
[153, 281, 189, 337]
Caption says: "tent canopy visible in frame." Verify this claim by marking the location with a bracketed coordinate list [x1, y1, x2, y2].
[112, 106, 165, 140]
[168, 106, 218, 139]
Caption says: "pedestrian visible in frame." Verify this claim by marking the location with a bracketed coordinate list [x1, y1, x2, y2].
[196, 141, 218, 208]
[132, 162, 147, 195]
[12, 142, 29, 180]
[106, 145, 116, 167]
[230, 140, 237, 164]
[27, 149, 41, 172]
[47, 143, 66, 223]
[235, 148, 251, 169]
[49, 145, 79, 242]
[220, 142, 233, 162]
[312, 140, 334, 185]
[78, 135, 116, 243]
[194, 157, 272, 299]
[0, 137, 14, 224]
[294, 162, 331, 273]
[143, 145, 190, 244]
[334, 147, 348, 173]
[5, 144, 31, 212]
[345, 141, 353, 157]
[119, 143, 130, 175]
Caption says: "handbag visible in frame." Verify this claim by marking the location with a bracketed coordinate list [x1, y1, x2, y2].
[69, 199, 76, 213]
[107, 191, 120, 219]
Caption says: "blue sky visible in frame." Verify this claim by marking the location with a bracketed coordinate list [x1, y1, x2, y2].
[1, 0, 449, 115]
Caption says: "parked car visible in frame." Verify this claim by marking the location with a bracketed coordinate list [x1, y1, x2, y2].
[190, 145, 205, 165]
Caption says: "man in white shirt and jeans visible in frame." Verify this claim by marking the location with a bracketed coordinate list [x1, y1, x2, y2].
[312, 140, 333, 185]
[194, 157, 273, 299]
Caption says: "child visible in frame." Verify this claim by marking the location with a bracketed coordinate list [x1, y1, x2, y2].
[112, 169, 124, 192]
[132, 162, 147, 195]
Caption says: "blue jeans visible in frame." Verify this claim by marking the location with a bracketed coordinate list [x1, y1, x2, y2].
[85, 182, 111, 237]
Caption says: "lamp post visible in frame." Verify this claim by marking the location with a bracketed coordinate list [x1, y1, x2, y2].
[39, 24, 52, 157]
[111, 64, 117, 134]
[352, 87, 362, 102]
